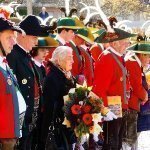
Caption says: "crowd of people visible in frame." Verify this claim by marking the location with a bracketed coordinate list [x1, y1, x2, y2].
[0, 3, 150, 150]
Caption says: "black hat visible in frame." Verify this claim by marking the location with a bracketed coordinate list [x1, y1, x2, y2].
[19, 15, 49, 36]
[0, 17, 22, 33]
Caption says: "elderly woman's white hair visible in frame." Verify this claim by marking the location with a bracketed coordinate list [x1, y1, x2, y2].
[50, 46, 73, 65]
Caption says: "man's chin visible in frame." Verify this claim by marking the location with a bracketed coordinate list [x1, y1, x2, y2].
[5, 49, 12, 55]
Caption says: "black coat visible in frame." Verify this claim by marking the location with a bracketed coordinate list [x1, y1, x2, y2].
[7, 45, 41, 136]
[41, 62, 76, 146]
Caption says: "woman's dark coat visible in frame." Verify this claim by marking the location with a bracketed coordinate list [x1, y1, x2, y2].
[41, 62, 76, 148]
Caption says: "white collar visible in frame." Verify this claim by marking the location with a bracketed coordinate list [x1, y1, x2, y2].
[17, 44, 30, 53]
[32, 58, 43, 67]
[0, 56, 7, 70]
[0, 55, 4, 64]
[56, 34, 66, 45]
[106, 46, 123, 57]
[80, 45, 88, 50]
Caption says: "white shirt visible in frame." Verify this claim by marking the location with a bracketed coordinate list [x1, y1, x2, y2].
[32, 58, 45, 67]
[17, 43, 29, 53]
[0, 56, 7, 71]
[56, 34, 66, 45]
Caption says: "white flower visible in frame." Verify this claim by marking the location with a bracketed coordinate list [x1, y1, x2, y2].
[80, 134, 89, 145]
[92, 113, 102, 124]
[62, 117, 71, 128]
[79, 101, 83, 106]
[63, 95, 70, 104]
[93, 133, 99, 142]
[69, 88, 75, 94]
[89, 123, 103, 134]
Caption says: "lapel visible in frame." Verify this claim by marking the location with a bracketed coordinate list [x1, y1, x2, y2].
[14, 45, 34, 75]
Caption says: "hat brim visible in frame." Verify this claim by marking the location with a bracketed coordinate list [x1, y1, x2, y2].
[77, 34, 94, 45]
[5, 26, 23, 33]
[95, 28, 136, 43]
[127, 42, 150, 54]
[33, 36, 59, 49]
[57, 26, 83, 29]
[127, 50, 150, 54]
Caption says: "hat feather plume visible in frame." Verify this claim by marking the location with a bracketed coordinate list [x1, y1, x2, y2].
[141, 20, 150, 30]
[65, 0, 70, 17]
[94, 0, 114, 33]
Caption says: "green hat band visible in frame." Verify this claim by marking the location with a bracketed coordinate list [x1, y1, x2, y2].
[38, 39, 48, 47]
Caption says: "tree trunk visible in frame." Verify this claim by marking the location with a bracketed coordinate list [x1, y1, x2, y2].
[27, 0, 33, 15]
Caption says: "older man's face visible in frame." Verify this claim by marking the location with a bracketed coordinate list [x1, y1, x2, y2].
[110, 39, 130, 54]
[23, 35, 38, 51]
[0, 30, 17, 55]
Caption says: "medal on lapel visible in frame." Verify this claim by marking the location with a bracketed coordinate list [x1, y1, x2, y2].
[7, 78, 12, 85]
[22, 79, 27, 84]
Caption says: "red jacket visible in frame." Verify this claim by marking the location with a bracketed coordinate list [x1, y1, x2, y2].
[79, 46, 94, 86]
[92, 50, 129, 109]
[126, 58, 147, 111]
[89, 43, 103, 62]
[0, 68, 20, 138]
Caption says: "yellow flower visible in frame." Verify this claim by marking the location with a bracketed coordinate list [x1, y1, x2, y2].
[92, 113, 102, 124]
[62, 117, 71, 128]
[89, 124, 103, 134]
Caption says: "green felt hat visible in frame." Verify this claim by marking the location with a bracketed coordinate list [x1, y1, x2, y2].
[34, 36, 59, 48]
[76, 28, 94, 44]
[57, 17, 83, 29]
[95, 28, 136, 43]
[127, 42, 150, 54]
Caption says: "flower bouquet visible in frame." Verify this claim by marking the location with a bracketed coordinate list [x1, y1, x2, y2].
[63, 84, 104, 146]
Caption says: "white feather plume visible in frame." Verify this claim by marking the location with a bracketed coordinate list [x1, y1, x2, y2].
[65, 0, 70, 16]
[141, 20, 150, 30]
[115, 20, 132, 28]
[36, 16, 53, 25]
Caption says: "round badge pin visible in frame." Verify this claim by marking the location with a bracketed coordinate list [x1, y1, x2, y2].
[120, 77, 123, 81]
[7, 78, 12, 85]
[22, 79, 27, 84]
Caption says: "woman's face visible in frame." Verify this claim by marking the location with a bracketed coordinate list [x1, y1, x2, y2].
[36, 48, 48, 61]
[59, 50, 74, 71]
[139, 54, 150, 67]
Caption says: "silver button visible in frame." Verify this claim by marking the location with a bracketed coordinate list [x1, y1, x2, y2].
[27, 95, 30, 98]
[28, 77, 31, 79]
[28, 86, 30, 89]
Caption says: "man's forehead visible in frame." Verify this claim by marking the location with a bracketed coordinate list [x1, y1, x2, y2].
[1, 29, 15, 35]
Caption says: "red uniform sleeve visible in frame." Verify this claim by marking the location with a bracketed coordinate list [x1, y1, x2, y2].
[92, 54, 114, 106]
[126, 60, 147, 101]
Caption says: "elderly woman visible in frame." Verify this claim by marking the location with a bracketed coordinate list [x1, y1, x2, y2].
[40, 46, 76, 149]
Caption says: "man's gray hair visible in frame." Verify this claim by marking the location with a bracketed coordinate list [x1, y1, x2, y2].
[50, 46, 73, 65]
